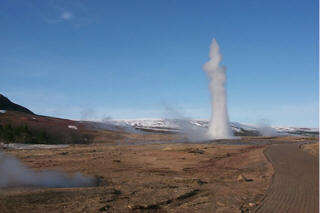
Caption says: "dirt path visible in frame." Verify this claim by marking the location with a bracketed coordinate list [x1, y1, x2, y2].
[254, 143, 319, 213]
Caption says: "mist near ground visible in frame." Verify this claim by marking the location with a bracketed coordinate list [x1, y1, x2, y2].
[163, 107, 208, 141]
[0, 152, 94, 188]
[101, 116, 144, 134]
[256, 120, 279, 136]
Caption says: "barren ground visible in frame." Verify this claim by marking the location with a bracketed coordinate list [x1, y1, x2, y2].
[0, 135, 318, 213]
[0, 142, 273, 213]
[302, 143, 319, 157]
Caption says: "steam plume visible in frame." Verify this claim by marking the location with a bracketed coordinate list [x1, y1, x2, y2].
[203, 39, 233, 139]
[163, 106, 207, 141]
[0, 152, 94, 188]
[256, 119, 279, 136]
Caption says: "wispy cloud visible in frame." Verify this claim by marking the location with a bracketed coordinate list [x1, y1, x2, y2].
[44, 10, 73, 24]
[41, 1, 95, 27]
[60, 11, 73, 21]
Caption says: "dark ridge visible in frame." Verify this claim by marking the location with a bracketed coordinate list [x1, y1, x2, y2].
[0, 94, 34, 114]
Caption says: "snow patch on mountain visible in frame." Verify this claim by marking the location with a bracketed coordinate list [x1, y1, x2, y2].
[111, 119, 318, 136]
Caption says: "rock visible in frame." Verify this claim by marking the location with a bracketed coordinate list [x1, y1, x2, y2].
[163, 146, 173, 151]
[197, 179, 208, 185]
[237, 174, 253, 182]
[216, 201, 225, 206]
[237, 174, 246, 181]
[248, 202, 256, 207]
[60, 152, 69, 155]
[187, 148, 205, 154]
[99, 205, 111, 211]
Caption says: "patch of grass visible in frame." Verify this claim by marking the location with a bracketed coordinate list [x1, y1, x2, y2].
[303, 143, 319, 157]
[0, 123, 49, 144]
[0, 123, 92, 144]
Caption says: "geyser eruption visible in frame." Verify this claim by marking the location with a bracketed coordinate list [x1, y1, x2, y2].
[203, 39, 233, 139]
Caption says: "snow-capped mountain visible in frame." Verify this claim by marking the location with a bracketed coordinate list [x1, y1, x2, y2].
[96, 119, 319, 137]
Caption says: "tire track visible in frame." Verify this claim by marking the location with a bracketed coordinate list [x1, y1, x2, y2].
[254, 143, 319, 213]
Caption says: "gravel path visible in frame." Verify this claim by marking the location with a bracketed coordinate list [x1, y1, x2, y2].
[254, 143, 319, 213]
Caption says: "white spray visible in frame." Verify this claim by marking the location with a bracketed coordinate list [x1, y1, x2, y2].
[203, 39, 233, 139]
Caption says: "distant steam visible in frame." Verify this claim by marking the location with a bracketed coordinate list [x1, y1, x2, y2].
[163, 106, 207, 141]
[101, 116, 143, 134]
[256, 119, 279, 136]
[0, 153, 94, 188]
[203, 39, 233, 139]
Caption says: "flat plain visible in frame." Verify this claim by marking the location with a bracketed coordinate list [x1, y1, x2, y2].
[0, 133, 318, 213]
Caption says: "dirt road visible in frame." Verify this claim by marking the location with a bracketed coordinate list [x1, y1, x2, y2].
[254, 143, 319, 213]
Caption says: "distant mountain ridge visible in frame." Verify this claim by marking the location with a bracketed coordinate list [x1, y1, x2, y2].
[0, 94, 318, 137]
[0, 94, 34, 114]
[109, 119, 319, 137]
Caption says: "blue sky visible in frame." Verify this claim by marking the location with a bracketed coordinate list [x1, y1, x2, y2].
[0, 0, 318, 127]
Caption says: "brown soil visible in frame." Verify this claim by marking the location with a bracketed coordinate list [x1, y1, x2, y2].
[0, 142, 272, 213]
[302, 143, 319, 157]
[253, 143, 319, 213]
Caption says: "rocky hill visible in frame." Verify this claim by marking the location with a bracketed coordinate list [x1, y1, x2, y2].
[0, 94, 34, 114]
[0, 94, 96, 144]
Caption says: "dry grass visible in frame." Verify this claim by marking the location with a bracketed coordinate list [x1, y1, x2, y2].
[0, 142, 273, 213]
[303, 143, 319, 157]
